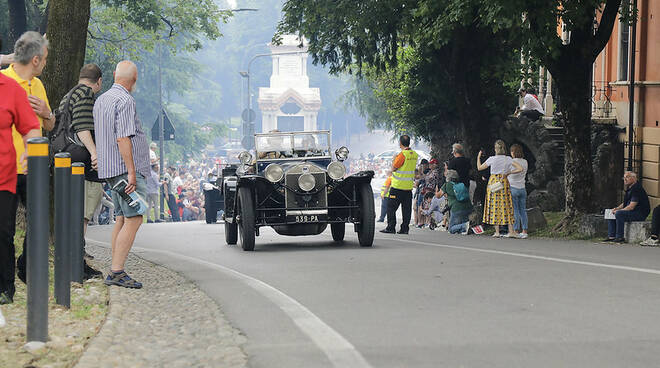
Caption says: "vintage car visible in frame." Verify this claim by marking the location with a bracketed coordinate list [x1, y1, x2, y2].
[222, 130, 375, 251]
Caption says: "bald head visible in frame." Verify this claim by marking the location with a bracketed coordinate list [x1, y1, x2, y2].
[114, 60, 138, 92]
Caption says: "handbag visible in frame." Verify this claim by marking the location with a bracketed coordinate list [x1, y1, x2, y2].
[488, 181, 504, 193]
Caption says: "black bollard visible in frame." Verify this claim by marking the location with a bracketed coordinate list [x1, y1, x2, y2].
[54, 153, 71, 307]
[70, 163, 85, 284]
[26, 137, 50, 342]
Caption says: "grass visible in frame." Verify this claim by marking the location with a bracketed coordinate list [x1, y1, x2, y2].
[530, 211, 593, 241]
[1, 209, 109, 368]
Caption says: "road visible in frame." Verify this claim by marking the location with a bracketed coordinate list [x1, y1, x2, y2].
[87, 222, 660, 368]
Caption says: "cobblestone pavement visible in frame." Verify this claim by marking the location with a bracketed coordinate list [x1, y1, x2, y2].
[76, 243, 247, 368]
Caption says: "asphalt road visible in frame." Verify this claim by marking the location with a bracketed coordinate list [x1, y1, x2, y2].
[87, 222, 660, 368]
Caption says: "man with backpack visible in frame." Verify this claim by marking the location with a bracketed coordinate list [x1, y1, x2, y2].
[440, 169, 473, 234]
[51, 63, 104, 279]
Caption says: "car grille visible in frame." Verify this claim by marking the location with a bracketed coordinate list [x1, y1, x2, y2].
[285, 172, 327, 208]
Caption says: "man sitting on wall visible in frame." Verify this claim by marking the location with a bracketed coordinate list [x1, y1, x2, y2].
[604, 171, 650, 243]
[516, 87, 545, 122]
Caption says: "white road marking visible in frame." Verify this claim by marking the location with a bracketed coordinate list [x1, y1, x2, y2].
[376, 236, 660, 276]
[87, 239, 372, 368]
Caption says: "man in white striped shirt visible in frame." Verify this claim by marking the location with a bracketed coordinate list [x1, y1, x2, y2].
[93, 60, 149, 289]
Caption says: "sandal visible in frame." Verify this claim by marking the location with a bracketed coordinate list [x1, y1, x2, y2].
[104, 271, 143, 289]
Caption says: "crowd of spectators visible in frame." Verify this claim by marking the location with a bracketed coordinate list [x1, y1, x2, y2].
[348, 153, 403, 178]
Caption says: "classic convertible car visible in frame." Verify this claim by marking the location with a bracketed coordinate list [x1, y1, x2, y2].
[222, 130, 375, 251]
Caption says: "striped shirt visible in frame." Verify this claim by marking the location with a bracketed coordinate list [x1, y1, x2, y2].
[93, 83, 150, 179]
[58, 84, 95, 134]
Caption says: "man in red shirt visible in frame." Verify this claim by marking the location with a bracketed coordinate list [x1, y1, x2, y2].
[0, 37, 41, 304]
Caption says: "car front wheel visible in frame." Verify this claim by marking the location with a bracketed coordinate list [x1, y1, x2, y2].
[357, 183, 375, 247]
[238, 187, 255, 251]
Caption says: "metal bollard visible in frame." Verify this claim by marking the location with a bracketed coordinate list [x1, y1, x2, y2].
[26, 137, 50, 342]
[54, 152, 71, 307]
[70, 163, 85, 284]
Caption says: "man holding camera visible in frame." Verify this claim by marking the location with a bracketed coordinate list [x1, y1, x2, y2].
[94, 61, 149, 289]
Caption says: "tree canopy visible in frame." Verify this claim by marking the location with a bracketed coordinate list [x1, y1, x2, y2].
[279, 0, 630, 220]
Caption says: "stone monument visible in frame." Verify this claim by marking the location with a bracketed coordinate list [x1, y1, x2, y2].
[257, 35, 321, 132]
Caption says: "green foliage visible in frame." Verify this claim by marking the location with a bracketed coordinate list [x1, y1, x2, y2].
[280, 0, 521, 155]
[84, 0, 231, 163]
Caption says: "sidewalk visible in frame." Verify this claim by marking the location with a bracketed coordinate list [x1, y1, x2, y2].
[77, 243, 247, 368]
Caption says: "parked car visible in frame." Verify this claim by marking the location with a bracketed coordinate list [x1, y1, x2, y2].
[373, 149, 399, 161]
[222, 130, 375, 251]
[202, 163, 237, 224]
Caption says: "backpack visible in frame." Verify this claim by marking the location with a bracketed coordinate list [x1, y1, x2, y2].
[453, 182, 469, 202]
[48, 85, 82, 156]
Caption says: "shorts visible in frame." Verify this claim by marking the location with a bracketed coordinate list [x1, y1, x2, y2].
[84, 181, 105, 220]
[106, 173, 148, 218]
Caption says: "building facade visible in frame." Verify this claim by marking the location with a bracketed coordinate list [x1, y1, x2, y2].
[592, 0, 660, 207]
[257, 35, 321, 132]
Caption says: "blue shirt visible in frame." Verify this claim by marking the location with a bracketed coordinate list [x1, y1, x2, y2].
[146, 170, 160, 194]
[93, 84, 150, 179]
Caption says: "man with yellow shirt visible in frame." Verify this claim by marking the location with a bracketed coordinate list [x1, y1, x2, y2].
[380, 135, 418, 235]
[2, 31, 53, 283]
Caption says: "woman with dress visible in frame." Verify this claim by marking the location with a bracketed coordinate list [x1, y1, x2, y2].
[477, 140, 523, 237]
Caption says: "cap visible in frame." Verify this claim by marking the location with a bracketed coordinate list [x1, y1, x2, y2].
[429, 158, 438, 164]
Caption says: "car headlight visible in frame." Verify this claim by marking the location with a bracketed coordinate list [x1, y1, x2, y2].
[327, 161, 346, 180]
[238, 151, 252, 164]
[265, 163, 284, 183]
[335, 146, 349, 161]
[298, 173, 316, 191]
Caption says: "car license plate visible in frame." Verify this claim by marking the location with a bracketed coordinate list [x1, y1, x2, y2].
[295, 215, 319, 223]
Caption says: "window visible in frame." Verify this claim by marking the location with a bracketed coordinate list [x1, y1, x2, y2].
[618, 5, 631, 81]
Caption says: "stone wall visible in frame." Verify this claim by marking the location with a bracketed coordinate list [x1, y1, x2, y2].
[497, 118, 623, 212]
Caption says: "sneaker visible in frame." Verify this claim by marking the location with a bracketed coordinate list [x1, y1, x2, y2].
[602, 238, 616, 242]
[503, 232, 516, 238]
[84, 263, 103, 280]
[640, 236, 660, 246]
[461, 222, 470, 235]
[518, 233, 529, 239]
[613, 238, 626, 244]
[379, 228, 395, 234]
[104, 271, 142, 289]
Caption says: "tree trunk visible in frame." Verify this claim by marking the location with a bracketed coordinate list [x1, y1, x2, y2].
[42, 0, 91, 107]
[553, 61, 594, 216]
[8, 0, 27, 47]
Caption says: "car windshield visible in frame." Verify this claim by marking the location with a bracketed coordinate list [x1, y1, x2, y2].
[255, 132, 330, 160]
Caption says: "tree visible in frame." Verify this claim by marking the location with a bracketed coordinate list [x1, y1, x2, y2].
[42, 0, 91, 108]
[278, 0, 521, 159]
[508, 0, 626, 225]
[8, 0, 28, 46]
